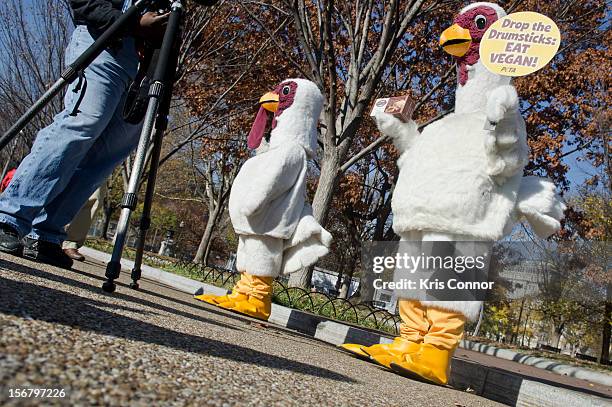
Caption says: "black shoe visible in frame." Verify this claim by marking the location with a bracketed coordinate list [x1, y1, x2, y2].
[0, 224, 23, 255]
[23, 238, 73, 270]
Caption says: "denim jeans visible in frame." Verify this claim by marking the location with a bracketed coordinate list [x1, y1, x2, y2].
[0, 26, 141, 244]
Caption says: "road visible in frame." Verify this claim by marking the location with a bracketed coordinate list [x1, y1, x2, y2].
[0, 252, 503, 406]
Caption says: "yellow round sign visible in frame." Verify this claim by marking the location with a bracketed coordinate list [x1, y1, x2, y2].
[480, 11, 561, 77]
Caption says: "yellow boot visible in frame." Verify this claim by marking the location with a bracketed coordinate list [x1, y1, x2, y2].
[219, 273, 273, 320]
[339, 337, 420, 363]
[390, 305, 466, 385]
[194, 292, 242, 306]
[338, 300, 427, 366]
[363, 338, 421, 368]
[390, 343, 453, 385]
[194, 273, 273, 320]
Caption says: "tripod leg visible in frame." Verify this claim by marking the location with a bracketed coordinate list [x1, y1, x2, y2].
[130, 100, 171, 289]
[103, 1, 184, 293]
[0, 1, 152, 152]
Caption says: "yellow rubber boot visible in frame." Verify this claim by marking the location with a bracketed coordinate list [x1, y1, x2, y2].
[217, 273, 273, 320]
[390, 343, 453, 385]
[338, 338, 419, 362]
[194, 292, 246, 306]
[364, 338, 421, 368]
[390, 305, 466, 385]
[338, 300, 426, 365]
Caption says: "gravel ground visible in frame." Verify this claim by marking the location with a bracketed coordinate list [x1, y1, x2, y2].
[0, 253, 503, 407]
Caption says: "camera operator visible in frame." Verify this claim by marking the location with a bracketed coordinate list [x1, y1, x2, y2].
[0, 0, 168, 269]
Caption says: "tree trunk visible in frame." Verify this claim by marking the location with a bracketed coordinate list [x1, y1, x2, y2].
[358, 269, 376, 303]
[339, 271, 354, 299]
[203, 209, 222, 265]
[193, 204, 221, 264]
[512, 298, 526, 345]
[472, 303, 485, 337]
[100, 207, 114, 240]
[551, 322, 564, 349]
[600, 285, 611, 364]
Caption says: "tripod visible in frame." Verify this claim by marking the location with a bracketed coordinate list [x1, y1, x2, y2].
[103, 1, 184, 293]
[0, 0, 191, 293]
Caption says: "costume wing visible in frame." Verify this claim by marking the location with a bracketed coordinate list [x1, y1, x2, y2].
[235, 143, 306, 218]
[281, 203, 333, 275]
[516, 176, 566, 238]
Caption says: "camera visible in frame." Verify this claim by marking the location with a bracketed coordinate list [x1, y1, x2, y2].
[148, 0, 219, 10]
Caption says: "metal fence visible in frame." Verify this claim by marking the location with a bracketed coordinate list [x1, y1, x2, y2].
[170, 258, 401, 335]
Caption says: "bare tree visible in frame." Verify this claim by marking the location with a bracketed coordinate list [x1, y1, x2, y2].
[0, 0, 72, 171]
[276, 0, 450, 287]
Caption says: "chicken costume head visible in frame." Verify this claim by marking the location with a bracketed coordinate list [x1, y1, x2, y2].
[195, 78, 331, 321]
[248, 78, 323, 157]
[340, 2, 564, 386]
[440, 3, 506, 86]
[439, 3, 511, 115]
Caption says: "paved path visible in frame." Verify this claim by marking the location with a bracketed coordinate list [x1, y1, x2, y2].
[0, 253, 502, 406]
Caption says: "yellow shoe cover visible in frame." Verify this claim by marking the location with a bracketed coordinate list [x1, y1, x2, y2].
[337, 343, 371, 360]
[217, 273, 273, 321]
[339, 337, 420, 365]
[194, 293, 228, 305]
[390, 343, 453, 385]
[194, 291, 248, 307]
[364, 338, 421, 368]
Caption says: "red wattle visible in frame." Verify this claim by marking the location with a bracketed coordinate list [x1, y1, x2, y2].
[247, 107, 269, 149]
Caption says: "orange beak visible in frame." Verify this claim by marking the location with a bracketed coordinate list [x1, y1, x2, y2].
[440, 24, 472, 57]
[259, 91, 279, 112]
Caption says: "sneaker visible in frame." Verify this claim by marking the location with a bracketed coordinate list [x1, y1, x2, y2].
[23, 237, 73, 270]
[0, 224, 22, 255]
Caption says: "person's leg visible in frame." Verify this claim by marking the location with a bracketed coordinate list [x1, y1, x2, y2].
[360, 300, 426, 368]
[390, 306, 466, 385]
[30, 103, 141, 245]
[390, 232, 470, 385]
[195, 235, 283, 320]
[423, 306, 466, 349]
[341, 230, 424, 363]
[62, 186, 105, 261]
[64, 190, 98, 248]
[0, 26, 137, 252]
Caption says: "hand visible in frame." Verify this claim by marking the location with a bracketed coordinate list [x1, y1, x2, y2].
[374, 112, 419, 154]
[133, 11, 170, 45]
[374, 112, 404, 134]
[486, 85, 519, 125]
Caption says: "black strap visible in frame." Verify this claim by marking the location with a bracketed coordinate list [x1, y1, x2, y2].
[69, 71, 88, 117]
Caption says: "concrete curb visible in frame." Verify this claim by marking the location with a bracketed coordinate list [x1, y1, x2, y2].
[460, 339, 612, 387]
[81, 247, 612, 407]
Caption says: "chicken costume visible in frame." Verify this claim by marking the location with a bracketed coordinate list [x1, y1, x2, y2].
[340, 2, 565, 385]
[195, 78, 332, 320]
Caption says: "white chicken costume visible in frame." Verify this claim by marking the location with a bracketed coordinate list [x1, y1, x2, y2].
[195, 78, 332, 320]
[341, 2, 565, 385]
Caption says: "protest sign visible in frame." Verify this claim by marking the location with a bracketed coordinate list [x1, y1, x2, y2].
[480, 11, 561, 76]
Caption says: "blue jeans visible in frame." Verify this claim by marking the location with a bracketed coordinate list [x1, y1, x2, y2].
[0, 26, 141, 244]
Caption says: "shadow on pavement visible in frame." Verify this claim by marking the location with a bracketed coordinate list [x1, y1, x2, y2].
[74, 259, 266, 327]
[0, 260, 355, 382]
[4, 256, 238, 331]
